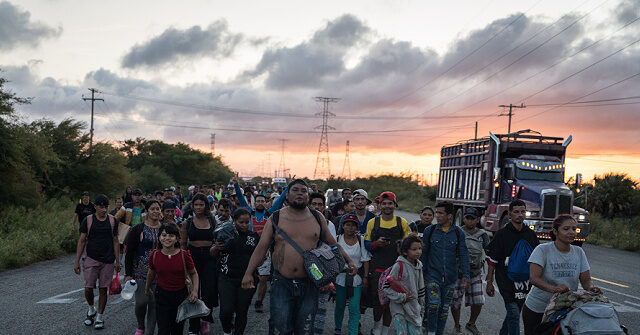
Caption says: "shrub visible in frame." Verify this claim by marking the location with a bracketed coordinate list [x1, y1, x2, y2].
[586, 214, 640, 252]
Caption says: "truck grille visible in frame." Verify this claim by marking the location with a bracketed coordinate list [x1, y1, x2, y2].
[543, 195, 557, 219]
[559, 195, 572, 214]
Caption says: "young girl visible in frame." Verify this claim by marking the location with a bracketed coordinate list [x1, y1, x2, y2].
[124, 200, 162, 335]
[383, 235, 425, 335]
[146, 223, 199, 335]
[334, 214, 371, 335]
[210, 208, 260, 335]
[523, 214, 600, 335]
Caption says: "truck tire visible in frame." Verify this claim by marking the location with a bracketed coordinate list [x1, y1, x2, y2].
[499, 213, 509, 229]
[454, 208, 464, 226]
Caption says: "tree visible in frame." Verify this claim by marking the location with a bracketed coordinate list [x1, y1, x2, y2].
[589, 173, 639, 218]
[132, 165, 175, 194]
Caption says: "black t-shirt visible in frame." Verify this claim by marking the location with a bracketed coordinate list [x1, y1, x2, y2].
[486, 222, 539, 304]
[80, 214, 118, 264]
[214, 229, 260, 280]
[75, 202, 95, 223]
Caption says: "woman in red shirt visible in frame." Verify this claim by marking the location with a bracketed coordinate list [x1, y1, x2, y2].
[146, 223, 199, 335]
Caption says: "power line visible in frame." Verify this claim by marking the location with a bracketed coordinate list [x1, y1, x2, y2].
[526, 95, 640, 106]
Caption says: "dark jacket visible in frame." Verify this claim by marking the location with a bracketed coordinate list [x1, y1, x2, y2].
[421, 224, 470, 285]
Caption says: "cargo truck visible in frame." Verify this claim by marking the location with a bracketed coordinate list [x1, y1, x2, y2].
[436, 129, 589, 245]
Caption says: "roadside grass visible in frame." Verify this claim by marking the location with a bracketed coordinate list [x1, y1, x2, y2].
[0, 199, 77, 271]
[586, 214, 640, 252]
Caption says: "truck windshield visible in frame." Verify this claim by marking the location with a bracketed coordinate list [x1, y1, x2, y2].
[515, 167, 563, 182]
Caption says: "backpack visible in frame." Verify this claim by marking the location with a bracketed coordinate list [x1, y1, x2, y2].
[86, 214, 117, 238]
[378, 261, 404, 306]
[465, 230, 487, 277]
[559, 302, 627, 335]
[507, 239, 534, 282]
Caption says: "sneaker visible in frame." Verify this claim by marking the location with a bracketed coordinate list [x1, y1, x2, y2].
[454, 324, 462, 335]
[465, 323, 482, 335]
[200, 321, 210, 335]
[334, 329, 342, 335]
[94, 319, 104, 330]
[255, 300, 264, 313]
[135, 329, 144, 335]
[84, 311, 96, 326]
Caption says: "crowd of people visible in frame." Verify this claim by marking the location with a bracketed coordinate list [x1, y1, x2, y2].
[73, 179, 600, 335]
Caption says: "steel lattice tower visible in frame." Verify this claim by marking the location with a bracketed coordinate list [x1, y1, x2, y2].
[313, 97, 339, 180]
[278, 139, 289, 178]
[341, 140, 351, 179]
[210, 133, 216, 156]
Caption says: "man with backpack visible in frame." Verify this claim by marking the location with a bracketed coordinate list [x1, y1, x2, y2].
[364, 191, 411, 335]
[73, 194, 120, 330]
[421, 202, 470, 335]
[485, 199, 539, 335]
[450, 208, 490, 335]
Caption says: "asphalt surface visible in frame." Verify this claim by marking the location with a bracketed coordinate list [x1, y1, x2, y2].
[0, 210, 637, 334]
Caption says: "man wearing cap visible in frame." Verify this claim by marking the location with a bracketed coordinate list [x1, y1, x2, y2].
[74, 194, 120, 330]
[364, 191, 411, 335]
[338, 189, 376, 236]
[72, 191, 96, 232]
[242, 179, 357, 335]
[450, 208, 490, 335]
[115, 188, 147, 229]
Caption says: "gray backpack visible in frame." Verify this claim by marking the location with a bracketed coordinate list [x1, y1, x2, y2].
[465, 230, 487, 277]
[560, 302, 627, 334]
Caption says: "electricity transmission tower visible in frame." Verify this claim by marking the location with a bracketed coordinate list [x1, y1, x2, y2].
[313, 97, 339, 180]
[210, 133, 216, 156]
[278, 139, 289, 178]
[341, 140, 351, 179]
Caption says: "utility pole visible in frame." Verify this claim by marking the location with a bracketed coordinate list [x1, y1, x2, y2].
[474, 121, 478, 140]
[82, 88, 103, 153]
[278, 139, 289, 178]
[210, 133, 216, 156]
[313, 97, 339, 180]
[498, 103, 525, 141]
[341, 140, 351, 179]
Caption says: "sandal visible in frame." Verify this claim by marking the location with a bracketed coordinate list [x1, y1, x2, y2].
[84, 311, 96, 326]
[94, 319, 104, 330]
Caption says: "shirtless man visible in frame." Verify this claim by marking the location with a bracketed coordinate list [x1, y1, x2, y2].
[242, 179, 357, 335]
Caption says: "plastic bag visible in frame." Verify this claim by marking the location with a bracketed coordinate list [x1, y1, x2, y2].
[108, 274, 122, 295]
[176, 298, 211, 323]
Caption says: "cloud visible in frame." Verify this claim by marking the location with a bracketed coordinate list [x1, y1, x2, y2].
[243, 14, 370, 89]
[614, 0, 640, 25]
[0, 1, 62, 51]
[121, 20, 244, 68]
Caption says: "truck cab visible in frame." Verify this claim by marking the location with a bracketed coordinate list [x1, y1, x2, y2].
[436, 129, 590, 245]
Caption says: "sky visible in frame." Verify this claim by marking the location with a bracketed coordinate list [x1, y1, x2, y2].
[2, 0, 640, 182]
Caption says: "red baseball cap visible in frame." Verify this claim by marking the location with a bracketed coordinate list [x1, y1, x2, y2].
[379, 191, 397, 206]
[342, 213, 359, 225]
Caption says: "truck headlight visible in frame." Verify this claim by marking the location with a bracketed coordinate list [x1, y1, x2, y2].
[526, 211, 539, 218]
[573, 214, 587, 221]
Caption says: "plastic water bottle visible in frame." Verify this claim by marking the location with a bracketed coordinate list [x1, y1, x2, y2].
[121, 279, 137, 300]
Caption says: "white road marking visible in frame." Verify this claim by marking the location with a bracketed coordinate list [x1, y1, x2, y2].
[625, 301, 640, 308]
[37, 288, 84, 304]
[611, 301, 640, 313]
[601, 286, 640, 302]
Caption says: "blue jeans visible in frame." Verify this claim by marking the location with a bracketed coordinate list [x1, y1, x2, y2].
[269, 270, 319, 335]
[426, 280, 455, 335]
[314, 292, 329, 335]
[334, 284, 362, 335]
[499, 302, 522, 335]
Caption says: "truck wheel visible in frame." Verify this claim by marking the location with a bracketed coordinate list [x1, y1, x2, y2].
[454, 208, 464, 226]
[499, 214, 509, 229]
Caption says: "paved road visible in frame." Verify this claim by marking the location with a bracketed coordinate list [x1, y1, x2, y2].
[0, 210, 637, 334]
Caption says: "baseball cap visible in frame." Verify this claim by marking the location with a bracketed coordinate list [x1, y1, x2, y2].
[379, 191, 397, 206]
[170, 186, 176, 191]
[94, 194, 109, 207]
[81, 191, 90, 196]
[341, 213, 359, 225]
[464, 207, 480, 218]
[188, 185, 195, 191]
[353, 189, 372, 204]
[132, 188, 143, 195]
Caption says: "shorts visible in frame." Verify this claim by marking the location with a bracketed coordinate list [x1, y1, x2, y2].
[83, 256, 115, 289]
[451, 274, 485, 309]
[258, 251, 271, 276]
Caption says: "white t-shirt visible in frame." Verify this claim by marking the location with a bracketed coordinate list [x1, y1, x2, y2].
[525, 243, 590, 313]
[335, 234, 371, 287]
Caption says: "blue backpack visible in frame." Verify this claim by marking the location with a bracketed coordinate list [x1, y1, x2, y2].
[507, 239, 534, 282]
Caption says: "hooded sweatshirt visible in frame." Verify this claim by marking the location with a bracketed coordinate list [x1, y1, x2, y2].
[383, 256, 426, 326]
